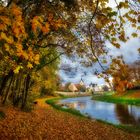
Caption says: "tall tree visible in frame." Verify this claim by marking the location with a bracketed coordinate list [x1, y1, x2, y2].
[0, 0, 139, 107]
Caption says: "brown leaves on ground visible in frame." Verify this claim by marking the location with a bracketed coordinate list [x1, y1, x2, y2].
[0, 99, 140, 140]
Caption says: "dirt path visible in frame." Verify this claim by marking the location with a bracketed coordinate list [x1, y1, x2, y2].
[0, 97, 140, 140]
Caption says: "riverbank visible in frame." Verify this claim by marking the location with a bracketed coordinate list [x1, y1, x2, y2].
[55, 91, 92, 97]
[0, 98, 140, 140]
[92, 90, 140, 105]
[46, 96, 140, 133]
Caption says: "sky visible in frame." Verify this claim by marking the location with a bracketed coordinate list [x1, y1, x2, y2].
[59, 0, 140, 86]
[59, 37, 140, 85]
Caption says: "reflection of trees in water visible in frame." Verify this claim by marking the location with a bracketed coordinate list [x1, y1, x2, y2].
[73, 101, 86, 109]
[115, 104, 140, 125]
[66, 101, 86, 109]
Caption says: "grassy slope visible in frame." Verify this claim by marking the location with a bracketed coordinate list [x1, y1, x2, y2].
[92, 90, 140, 105]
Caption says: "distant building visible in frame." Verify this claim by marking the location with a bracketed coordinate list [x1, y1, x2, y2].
[68, 83, 78, 92]
[66, 78, 86, 92]
[79, 78, 84, 86]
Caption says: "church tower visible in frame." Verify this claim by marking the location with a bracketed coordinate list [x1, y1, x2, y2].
[79, 78, 84, 86]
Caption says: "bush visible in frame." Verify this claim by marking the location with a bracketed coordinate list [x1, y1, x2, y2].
[22, 92, 38, 112]
[40, 86, 48, 96]
[40, 86, 55, 97]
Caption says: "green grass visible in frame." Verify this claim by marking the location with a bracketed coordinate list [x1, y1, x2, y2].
[92, 90, 140, 105]
[46, 97, 85, 117]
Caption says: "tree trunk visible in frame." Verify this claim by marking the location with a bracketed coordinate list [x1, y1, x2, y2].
[0, 70, 13, 96]
[21, 74, 31, 109]
[2, 75, 14, 104]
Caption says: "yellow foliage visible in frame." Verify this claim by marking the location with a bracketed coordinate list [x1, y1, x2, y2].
[0, 32, 14, 44]
[0, 3, 66, 74]
[4, 43, 10, 52]
[0, 16, 11, 25]
[27, 62, 33, 69]
[32, 16, 43, 33]
[0, 23, 7, 31]
[13, 65, 23, 74]
[23, 52, 29, 60]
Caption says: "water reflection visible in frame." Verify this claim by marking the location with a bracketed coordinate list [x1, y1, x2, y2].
[115, 104, 140, 125]
[74, 101, 86, 109]
[60, 96, 140, 126]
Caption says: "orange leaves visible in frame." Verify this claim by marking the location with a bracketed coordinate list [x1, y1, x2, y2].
[10, 4, 22, 16]
[3, 4, 27, 40]
[52, 19, 65, 30]
[0, 16, 11, 25]
[0, 16, 11, 31]
[32, 16, 43, 34]
[16, 43, 24, 57]
[12, 18, 27, 40]
[0, 23, 7, 31]
[0, 3, 66, 74]
[42, 22, 50, 35]
[31, 14, 66, 35]
[107, 57, 131, 93]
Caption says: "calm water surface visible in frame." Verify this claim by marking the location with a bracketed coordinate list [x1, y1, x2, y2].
[60, 96, 140, 125]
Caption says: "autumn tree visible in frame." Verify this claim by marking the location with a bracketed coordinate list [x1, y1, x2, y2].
[0, 0, 139, 108]
[128, 60, 140, 87]
[0, 3, 66, 108]
[106, 57, 133, 93]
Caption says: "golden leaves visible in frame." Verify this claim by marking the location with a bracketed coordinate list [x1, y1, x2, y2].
[42, 22, 50, 35]
[34, 54, 40, 65]
[32, 16, 43, 34]
[27, 62, 33, 69]
[4, 43, 10, 52]
[0, 16, 11, 25]
[31, 14, 66, 35]
[118, 2, 129, 9]
[0, 32, 14, 44]
[12, 18, 27, 40]
[10, 4, 22, 16]
[13, 65, 23, 74]
[0, 23, 7, 31]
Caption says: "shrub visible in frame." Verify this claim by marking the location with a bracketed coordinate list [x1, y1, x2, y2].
[40, 86, 55, 97]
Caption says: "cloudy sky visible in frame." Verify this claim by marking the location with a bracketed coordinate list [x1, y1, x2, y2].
[59, 38, 140, 85]
[59, 0, 140, 86]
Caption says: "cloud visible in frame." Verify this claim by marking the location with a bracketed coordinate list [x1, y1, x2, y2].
[107, 38, 140, 63]
[59, 37, 140, 85]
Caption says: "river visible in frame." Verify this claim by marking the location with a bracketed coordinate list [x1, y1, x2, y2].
[59, 96, 140, 126]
